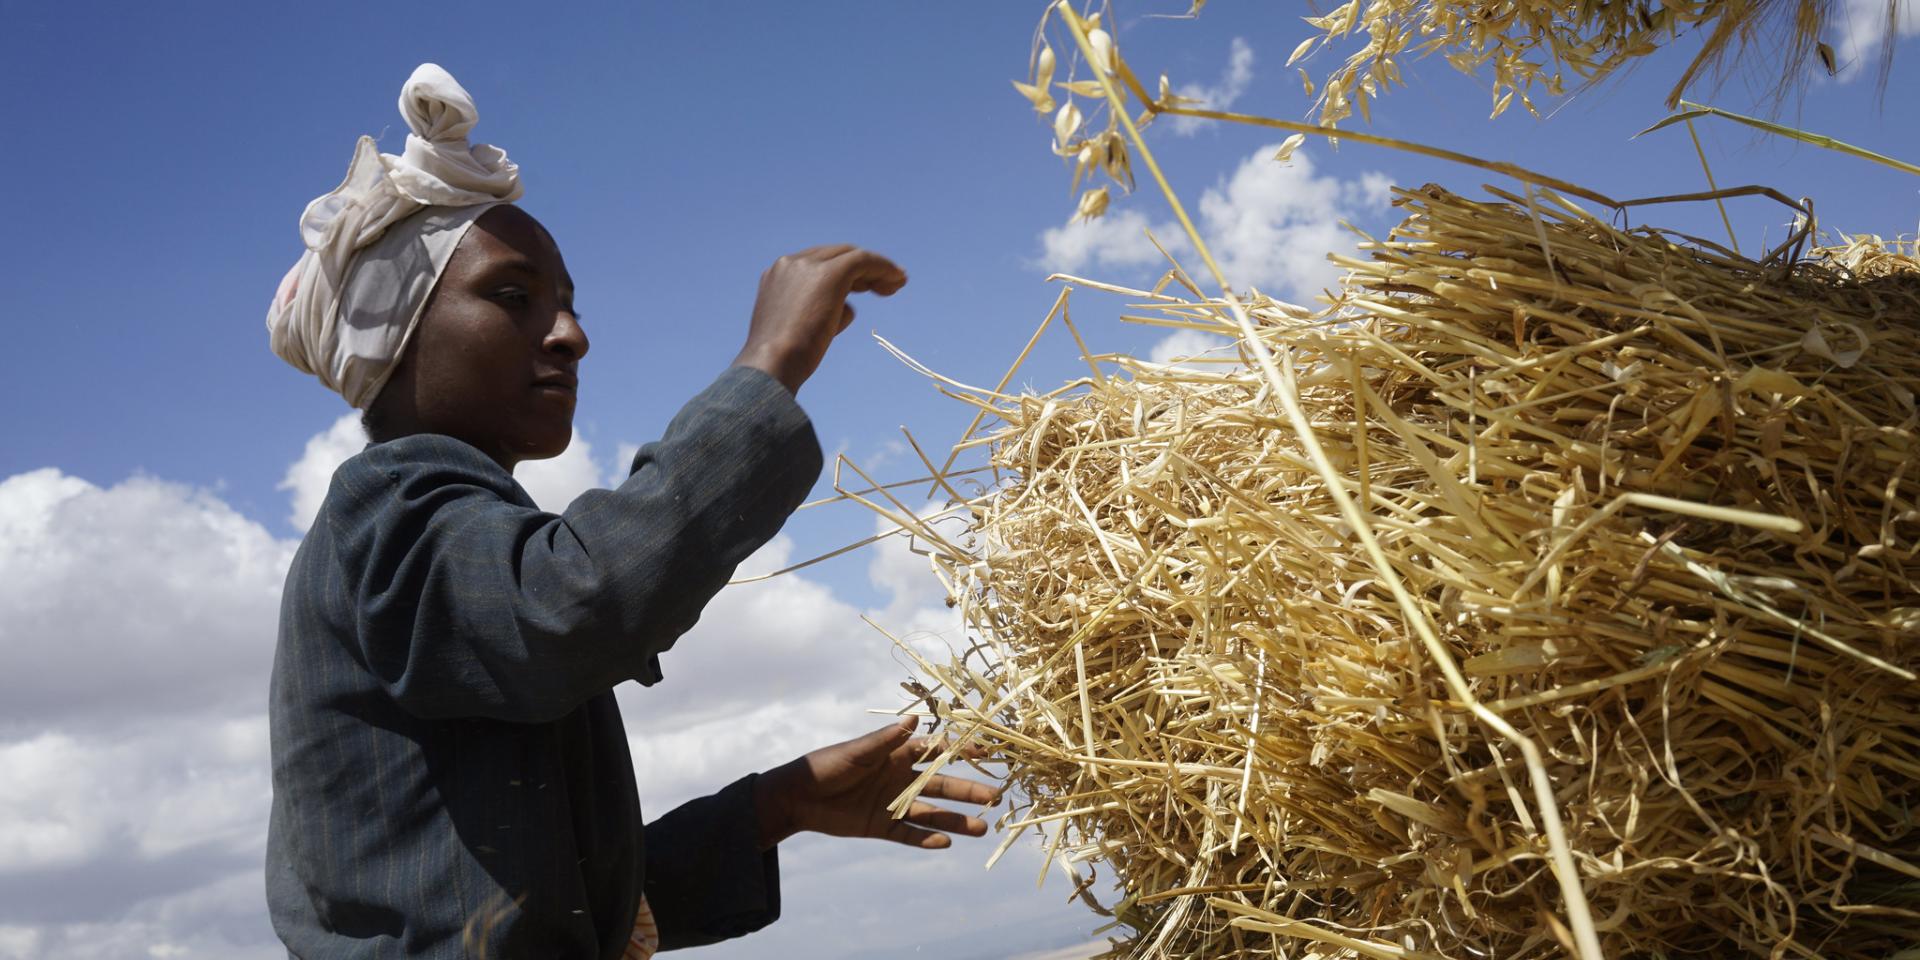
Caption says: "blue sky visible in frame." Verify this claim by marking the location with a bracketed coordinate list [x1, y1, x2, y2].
[10, 1, 1917, 550]
[1, 2, 1917, 958]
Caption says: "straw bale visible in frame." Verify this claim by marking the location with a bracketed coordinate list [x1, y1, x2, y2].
[895, 185, 1920, 958]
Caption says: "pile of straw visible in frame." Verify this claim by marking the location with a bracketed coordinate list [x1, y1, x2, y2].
[892, 185, 1920, 958]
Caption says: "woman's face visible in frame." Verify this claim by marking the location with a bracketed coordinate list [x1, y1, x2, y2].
[374, 204, 588, 470]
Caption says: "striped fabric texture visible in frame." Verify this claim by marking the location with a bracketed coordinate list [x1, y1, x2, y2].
[267, 366, 821, 958]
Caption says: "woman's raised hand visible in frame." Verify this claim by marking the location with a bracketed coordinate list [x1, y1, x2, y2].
[732, 245, 907, 394]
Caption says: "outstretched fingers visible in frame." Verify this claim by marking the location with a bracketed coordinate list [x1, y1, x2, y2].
[832, 248, 908, 296]
[882, 801, 988, 849]
[918, 772, 998, 808]
[904, 801, 988, 837]
[883, 818, 951, 849]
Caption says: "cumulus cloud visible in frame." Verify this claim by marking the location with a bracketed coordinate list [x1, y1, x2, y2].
[277, 413, 364, 533]
[1034, 143, 1393, 364]
[0, 719, 273, 958]
[0, 415, 1095, 958]
[0, 719, 266, 876]
[1008, 942, 1112, 960]
[280, 413, 631, 532]
[867, 507, 969, 642]
[689, 830, 1097, 960]
[1829, 0, 1920, 80]
[1148, 328, 1237, 370]
[1038, 144, 1388, 301]
[1197, 146, 1387, 301]
[0, 468, 293, 958]
[0, 469, 295, 731]
[515, 429, 622, 513]
[0, 864, 272, 960]
[1169, 37, 1255, 135]
[1038, 208, 1191, 278]
[616, 535, 883, 746]
[620, 508, 973, 807]
[614, 508, 1108, 960]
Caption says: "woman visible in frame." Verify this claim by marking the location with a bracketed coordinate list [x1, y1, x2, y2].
[263, 65, 993, 959]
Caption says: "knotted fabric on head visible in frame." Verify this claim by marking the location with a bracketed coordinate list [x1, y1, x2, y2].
[266, 63, 523, 409]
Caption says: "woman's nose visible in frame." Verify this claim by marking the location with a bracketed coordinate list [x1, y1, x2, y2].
[546, 308, 589, 361]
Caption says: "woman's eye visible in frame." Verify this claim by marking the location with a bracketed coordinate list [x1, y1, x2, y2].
[494, 287, 530, 304]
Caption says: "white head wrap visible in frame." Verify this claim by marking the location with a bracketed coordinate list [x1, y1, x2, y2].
[266, 63, 523, 409]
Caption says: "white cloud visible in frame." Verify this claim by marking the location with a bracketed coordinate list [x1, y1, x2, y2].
[0, 469, 295, 730]
[1043, 144, 1392, 377]
[1037, 208, 1191, 277]
[615, 508, 972, 793]
[616, 534, 888, 744]
[863, 437, 911, 472]
[1039, 143, 1392, 308]
[1830, 0, 1920, 80]
[615, 442, 642, 469]
[1169, 37, 1256, 135]
[1198, 144, 1378, 300]
[0, 467, 289, 957]
[867, 508, 968, 640]
[0, 929, 38, 960]
[1148, 328, 1236, 370]
[0, 866, 274, 960]
[623, 689, 899, 815]
[0, 719, 266, 873]
[514, 429, 620, 513]
[664, 822, 1095, 960]
[1, 920, 79, 958]
[613, 506, 1102, 960]
[1351, 170, 1394, 209]
[688, 829, 1096, 960]
[277, 412, 363, 533]
[280, 414, 630, 531]
[0, 420, 1093, 958]
[1007, 941, 1112, 960]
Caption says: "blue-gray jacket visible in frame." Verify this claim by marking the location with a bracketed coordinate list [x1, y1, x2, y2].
[267, 366, 823, 958]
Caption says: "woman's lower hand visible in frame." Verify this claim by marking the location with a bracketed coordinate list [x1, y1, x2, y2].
[753, 717, 996, 850]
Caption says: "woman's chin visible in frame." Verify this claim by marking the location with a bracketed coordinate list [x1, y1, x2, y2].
[510, 424, 575, 462]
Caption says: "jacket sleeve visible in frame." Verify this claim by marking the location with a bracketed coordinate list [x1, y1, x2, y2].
[643, 774, 781, 950]
[328, 365, 823, 722]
